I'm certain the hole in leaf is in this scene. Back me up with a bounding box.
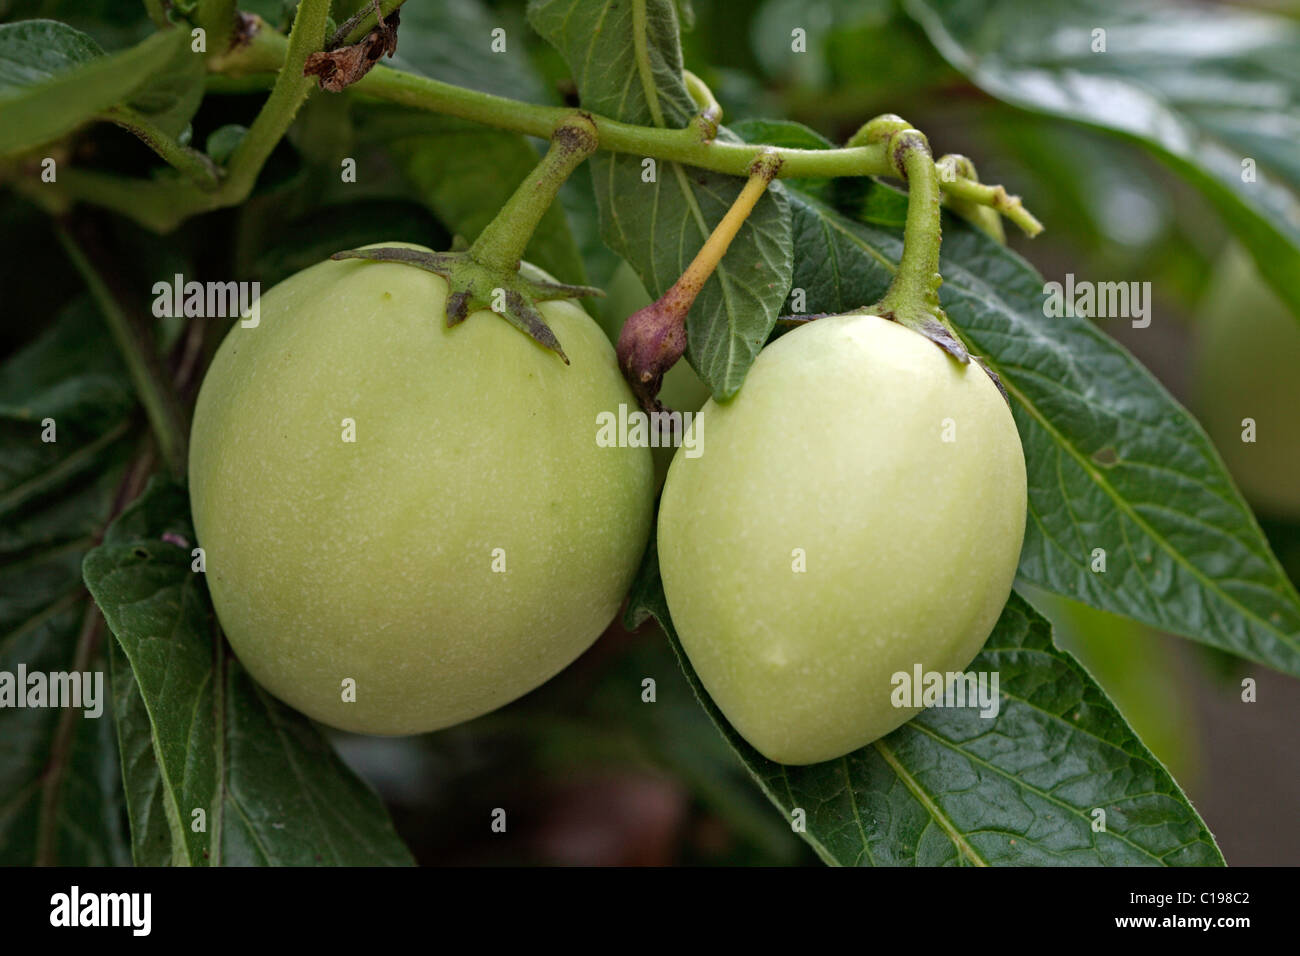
[132,546,149,559]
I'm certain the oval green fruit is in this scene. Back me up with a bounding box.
[657,314,1027,765]
[189,245,653,735]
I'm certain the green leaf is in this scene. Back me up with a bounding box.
[0,19,194,155]
[4,2,156,50]
[121,23,204,139]
[627,535,1223,866]
[82,478,414,866]
[107,638,171,865]
[905,0,1300,322]
[529,0,794,399]
[0,18,104,85]
[0,298,136,865]
[391,0,550,103]
[1033,589,1201,788]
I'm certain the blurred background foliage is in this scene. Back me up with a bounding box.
[2,0,1298,864]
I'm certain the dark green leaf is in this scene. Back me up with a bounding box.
[906,0,1300,322]
[391,0,550,103]
[583,636,808,863]
[248,198,451,288]
[0,20,193,155]
[0,298,136,865]
[107,638,171,865]
[628,538,1223,865]
[83,478,415,866]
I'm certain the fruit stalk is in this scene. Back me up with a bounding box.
[329,117,605,358]
[852,120,970,363]
[470,114,600,272]
[617,149,783,410]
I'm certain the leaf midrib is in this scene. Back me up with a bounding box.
[872,737,988,866]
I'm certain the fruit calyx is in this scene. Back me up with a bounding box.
[329,246,601,363]
[780,116,1012,403]
[333,113,602,361]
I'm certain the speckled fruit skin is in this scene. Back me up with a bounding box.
[657,314,1027,765]
[189,245,653,735]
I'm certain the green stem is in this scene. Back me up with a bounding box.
[99,106,220,190]
[353,63,889,178]
[216,31,916,182]
[57,225,189,475]
[683,69,721,140]
[943,175,1041,236]
[361,59,1041,234]
[55,15,1042,238]
[33,2,331,233]
[52,168,196,233]
[221,0,329,198]
[873,129,944,325]
[936,153,1005,243]
[331,0,409,48]
[469,114,599,270]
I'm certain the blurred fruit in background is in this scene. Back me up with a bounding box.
[1194,243,1300,520]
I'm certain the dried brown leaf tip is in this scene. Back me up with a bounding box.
[304,6,400,93]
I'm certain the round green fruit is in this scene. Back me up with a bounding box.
[189,245,653,735]
[657,314,1027,765]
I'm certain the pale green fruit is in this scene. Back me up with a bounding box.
[1194,245,1300,519]
[657,314,1027,765]
[189,245,653,735]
